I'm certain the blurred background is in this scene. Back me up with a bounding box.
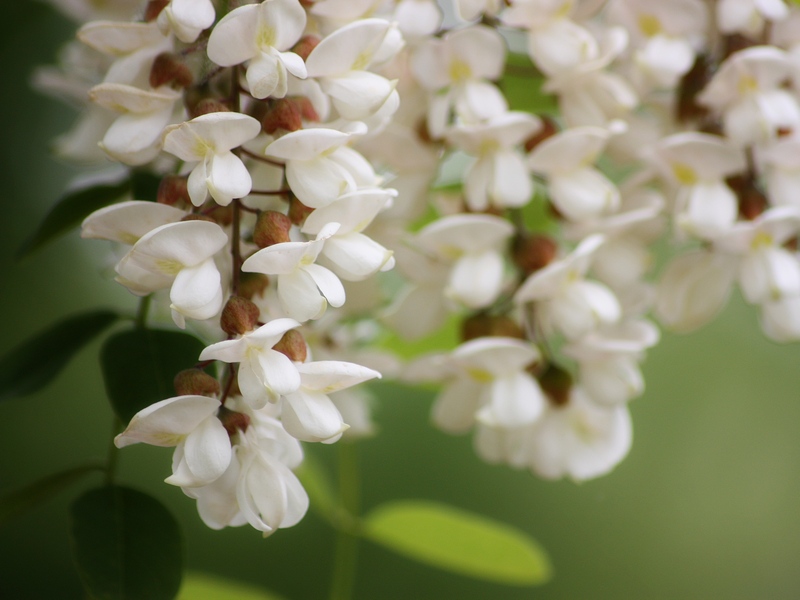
[3,3,800,599]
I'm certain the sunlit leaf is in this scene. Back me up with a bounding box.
[70,485,183,600]
[0,310,119,402]
[101,328,206,423]
[177,572,286,600]
[18,178,131,258]
[364,500,552,586]
[0,463,103,526]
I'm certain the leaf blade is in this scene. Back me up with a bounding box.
[177,572,287,600]
[364,500,552,586]
[70,485,183,600]
[0,310,120,402]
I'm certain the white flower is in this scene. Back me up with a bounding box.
[207,0,307,100]
[717,0,788,38]
[242,222,346,322]
[157,0,215,43]
[163,112,262,206]
[199,318,302,409]
[81,200,185,245]
[115,395,231,488]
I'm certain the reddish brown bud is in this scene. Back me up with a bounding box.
[524,116,558,152]
[726,173,768,221]
[190,98,231,119]
[144,0,169,21]
[676,54,713,123]
[292,96,320,122]
[206,204,235,226]
[261,98,303,134]
[292,35,320,61]
[158,175,191,207]
[288,196,314,225]
[181,213,217,224]
[218,406,251,437]
[220,296,261,336]
[537,363,573,407]
[174,368,220,397]
[785,236,799,251]
[723,34,756,60]
[273,329,307,362]
[254,210,293,248]
[150,52,193,89]
[461,314,525,342]
[512,233,558,274]
[416,118,433,144]
[238,272,271,299]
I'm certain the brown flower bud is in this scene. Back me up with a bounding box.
[158,175,191,207]
[524,116,558,152]
[461,314,524,342]
[293,96,320,122]
[238,272,270,299]
[676,54,713,123]
[288,196,314,225]
[726,173,768,221]
[254,210,293,248]
[292,35,320,61]
[723,34,756,60]
[206,204,234,227]
[261,98,303,134]
[220,296,261,336]
[150,52,193,89]
[512,233,557,274]
[273,329,307,362]
[537,363,573,407]
[190,98,231,119]
[145,0,169,21]
[174,368,220,397]
[218,406,251,437]
[181,213,217,224]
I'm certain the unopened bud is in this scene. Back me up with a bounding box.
[150,52,193,89]
[190,98,231,119]
[145,0,169,21]
[288,196,314,225]
[220,296,261,336]
[461,314,524,342]
[238,272,270,299]
[676,54,712,123]
[293,96,320,122]
[273,329,307,362]
[262,99,303,134]
[723,34,756,59]
[537,363,572,407]
[158,175,190,206]
[181,213,216,224]
[512,233,557,274]
[292,35,320,61]
[206,204,234,227]
[174,368,220,397]
[218,406,251,437]
[726,174,768,221]
[524,116,558,152]
[254,210,292,248]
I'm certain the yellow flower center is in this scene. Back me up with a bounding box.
[672,162,698,185]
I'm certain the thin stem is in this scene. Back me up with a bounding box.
[240,147,285,167]
[232,199,242,294]
[135,294,152,329]
[329,441,361,600]
[105,416,123,485]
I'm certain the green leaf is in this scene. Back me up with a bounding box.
[0,464,103,526]
[177,572,286,600]
[501,53,558,115]
[101,328,206,422]
[295,452,337,518]
[18,178,131,258]
[364,500,552,586]
[0,310,120,402]
[70,485,183,600]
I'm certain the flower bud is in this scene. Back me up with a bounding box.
[261,99,303,134]
[181,213,217,224]
[174,368,220,397]
[293,96,320,122]
[189,98,231,119]
[238,272,270,299]
[537,363,573,407]
[273,329,307,362]
[524,116,557,152]
[676,54,712,123]
[150,52,193,89]
[288,196,314,225]
[158,175,191,206]
[723,34,756,59]
[726,174,767,221]
[254,210,292,248]
[206,204,234,227]
[145,0,169,21]
[220,296,261,336]
[292,35,320,61]
[512,233,557,274]
[218,406,251,437]
[461,314,524,342]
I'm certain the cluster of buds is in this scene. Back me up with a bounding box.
[36,0,800,534]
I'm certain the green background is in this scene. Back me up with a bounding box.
[3,3,800,599]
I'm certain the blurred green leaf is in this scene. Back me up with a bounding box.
[101,328,206,423]
[177,572,286,600]
[70,485,183,600]
[501,53,557,115]
[0,310,119,402]
[17,178,131,258]
[296,452,337,518]
[0,464,103,526]
[364,500,552,586]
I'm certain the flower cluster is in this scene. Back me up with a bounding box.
[38,0,800,534]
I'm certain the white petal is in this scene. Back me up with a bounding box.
[282,390,347,443]
[207,4,260,66]
[114,395,220,448]
[169,258,223,322]
[181,415,231,485]
[322,233,393,281]
[447,251,504,309]
[207,151,253,205]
